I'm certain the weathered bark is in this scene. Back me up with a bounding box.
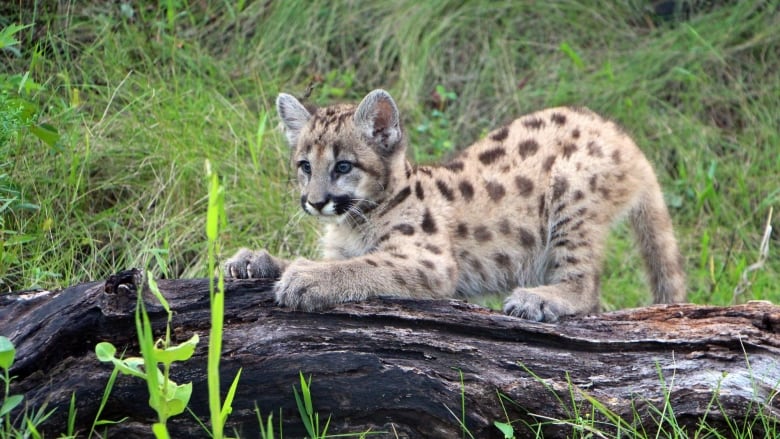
[1,270,779,438]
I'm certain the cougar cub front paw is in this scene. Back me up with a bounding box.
[224,248,282,279]
[274,259,341,312]
[503,289,572,323]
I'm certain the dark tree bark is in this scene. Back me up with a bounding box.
[2,270,779,438]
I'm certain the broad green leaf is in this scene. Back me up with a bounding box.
[165,382,192,417]
[154,333,199,364]
[29,123,60,147]
[0,335,15,369]
[94,342,117,362]
[0,394,23,417]
[111,356,147,379]
[494,421,515,439]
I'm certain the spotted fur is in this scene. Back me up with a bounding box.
[224,89,687,322]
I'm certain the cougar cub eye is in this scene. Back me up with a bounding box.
[334,161,353,174]
[298,160,311,175]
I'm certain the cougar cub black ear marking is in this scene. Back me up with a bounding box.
[276,93,312,147]
[353,89,403,154]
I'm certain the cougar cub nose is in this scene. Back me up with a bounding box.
[308,199,328,211]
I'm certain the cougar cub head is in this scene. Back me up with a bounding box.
[276,89,406,223]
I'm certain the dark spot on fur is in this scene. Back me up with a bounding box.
[456,223,469,238]
[378,233,390,243]
[543,155,557,172]
[391,252,408,259]
[393,274,407,286]
[611,149,622,164]
[424,244,442,255]
[436,179,455,201]
[499,219,511,235]
[378,186,411,217]
[417,166,433,176]
[552,176,569,202]
[485,181,506,201]
[415,181,424,200]
[468,257,484,275]
[518,227,536,248]
[551,113,567,125]
[473,225,493,242]
[573,190,585,201]
[366,259,378,267]
[514,175,534,197]
[586,141,603,158]
[458,180,474,201]
[572,129,580,139]
[589,174,598,192]
[444,160,464,172]
[522,118,545,129]
[562,142,577,159]
[517,139,539,159]
[537,194,546,217]
[490,126,509,141]
[421,259,435,269]
[494,252,512,268]
[393,223,415,235]
[421,208,437,234]
[599,187,612,199]
[478,146,507,165]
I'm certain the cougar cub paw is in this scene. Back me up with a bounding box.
[503,289,572,323]
[274,259,333,312]
[223,248,281,279]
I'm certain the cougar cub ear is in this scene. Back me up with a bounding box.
[353,89,403,154]
[276,93,312,147]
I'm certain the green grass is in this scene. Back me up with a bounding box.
[2,1,776,305]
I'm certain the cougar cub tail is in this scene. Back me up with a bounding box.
[630,183,687,304]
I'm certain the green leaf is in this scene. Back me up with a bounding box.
[164,382,192,417]
[146,274,170,313]
[220,368,242,425]
[300,372,313,416]
[493,421,515,439]
[293,382,315,437]
[559,41,585,69]
[0,394,23,417]
[154,333,199,365]
[110,356,148,379]
[94,342,117,362]
[0,24,31,50]
[29,123,60,147]
[0,335,15,369]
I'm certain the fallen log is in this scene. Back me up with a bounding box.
[1,270,778,438]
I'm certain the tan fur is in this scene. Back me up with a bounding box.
[225,89,686,322]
